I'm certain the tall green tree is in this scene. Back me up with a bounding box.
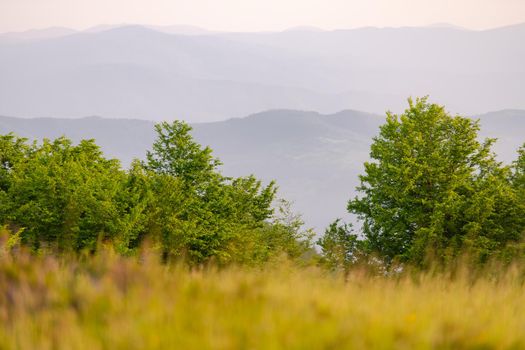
[146,121,221,185]
[144,121,310,264]
[347,97,525,265]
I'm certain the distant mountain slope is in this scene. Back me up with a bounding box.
[0,115,155,162]
[1,109,523,231]
[0,24,524,121]
[0,27,77,43]
[476,109,525,163]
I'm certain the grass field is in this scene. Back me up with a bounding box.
[1,246,525,350]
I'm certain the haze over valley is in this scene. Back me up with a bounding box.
[1,23,524,121]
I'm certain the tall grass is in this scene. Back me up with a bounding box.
[1,243,525,349]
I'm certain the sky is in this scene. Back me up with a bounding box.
[0,0,524,33]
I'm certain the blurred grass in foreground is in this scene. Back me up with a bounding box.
[1,244,525,349]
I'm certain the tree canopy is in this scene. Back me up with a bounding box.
[345,97,525,266]
[2,100,523,269]
[0,122,313,265]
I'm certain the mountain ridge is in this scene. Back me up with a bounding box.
[1,23,523,121]
[3,21,525,37]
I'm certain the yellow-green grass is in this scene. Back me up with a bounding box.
[1,249,524,349]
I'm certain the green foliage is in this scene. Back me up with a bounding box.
[0,122,312,265]
[142,121,312,264]
[0,134,30,221]
[0,134,29,183]
[259,199,315,261]
[113,160,156,255]
[513,144,525,192]
[146,121,221,185]
[2,137,126,251]
[221,199,315,266]
[317,219,360,271]
[346,97,525,266]
[507,144,525,257]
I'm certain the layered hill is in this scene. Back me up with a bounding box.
[1,24,524,121]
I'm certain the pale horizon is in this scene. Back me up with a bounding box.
[2,21,525,35]
[1,0,524,33]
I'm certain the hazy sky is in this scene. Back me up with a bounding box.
[1,0,524,33]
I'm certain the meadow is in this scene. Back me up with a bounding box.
[1,241,524,350]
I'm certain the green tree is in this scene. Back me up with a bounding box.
[317,219,360,271]
[4,137,127,251]
[347,97,524,265]
[144,121,304,264]
[506,144,525,258]
[252,199,314,263]
[0,124,314,266]
[513,144,525,191]
[146,121,221,185]
[113,160,157,255]
[0,134,30,222]
[0,134,29,189]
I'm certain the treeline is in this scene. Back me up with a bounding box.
[319,98,525,269]
[0,122,313,265]
[1,97,524,269]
